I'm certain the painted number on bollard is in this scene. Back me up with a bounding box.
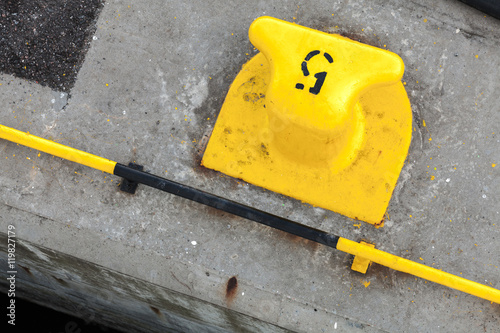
[295,50,334,95]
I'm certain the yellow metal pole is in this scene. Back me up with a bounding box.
[337,237,500,304]
[0,124,116,174]
[1,124,499,304]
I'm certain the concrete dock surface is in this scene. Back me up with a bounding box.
[1,0,499,332]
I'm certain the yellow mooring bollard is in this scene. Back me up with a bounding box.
[202,17,412,225]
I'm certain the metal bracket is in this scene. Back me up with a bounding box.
[351,241,376,274]
[119,162,144,194]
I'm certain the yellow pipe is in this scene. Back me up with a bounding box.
[337,237,500,304]
[0,124,116,174]
[1,123,498,304]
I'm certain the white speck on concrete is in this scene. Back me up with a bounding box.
[191,241,197,245]
[334,322,337,329]
[177,75,209,111]
[51,99,55,103]
[446,178,450,183]
[482,194,487,199]
[456,29,460,33]
[93,36,98,40]
[157,69,170,106]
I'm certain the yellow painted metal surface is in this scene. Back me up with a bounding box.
[351,241,375,274]
[202,17,412,224]
[337,238,500,304]
[0,124,116,174]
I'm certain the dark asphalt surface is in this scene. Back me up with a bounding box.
[0,0,103,92]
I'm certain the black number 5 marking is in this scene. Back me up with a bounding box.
[295,50,333,95]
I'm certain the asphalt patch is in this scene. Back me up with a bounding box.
[0,0,104,92]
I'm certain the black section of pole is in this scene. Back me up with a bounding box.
[114,163,339,248]
[457,0,500,19]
